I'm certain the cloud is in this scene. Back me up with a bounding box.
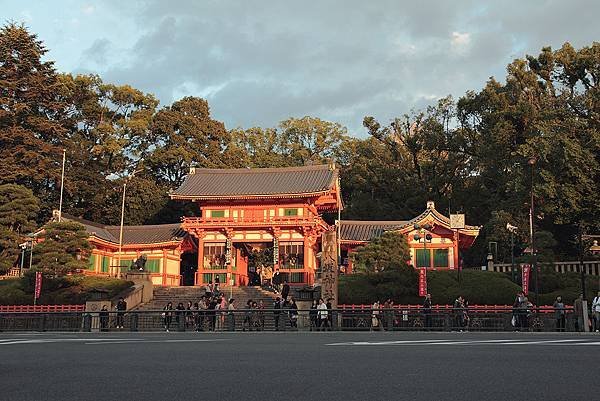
[62,0,600,135]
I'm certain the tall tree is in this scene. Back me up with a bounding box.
[0,23,66,218]
[278,116,349,165]
[0,184,39,273]
[146,96,230,188]
[353,231,410,273]
[32,221,90,276]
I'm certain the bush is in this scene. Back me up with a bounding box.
[0,274,134,305]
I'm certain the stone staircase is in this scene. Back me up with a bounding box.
[136,286,278,311]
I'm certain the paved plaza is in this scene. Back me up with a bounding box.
[1,331,599,401]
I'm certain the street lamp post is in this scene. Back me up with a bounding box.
[116,169,141,278]
[528,157,539,308]
[506,223,518,282]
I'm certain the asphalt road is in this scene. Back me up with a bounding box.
[1,331,599,401]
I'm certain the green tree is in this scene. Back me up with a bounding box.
[0,23,66,217]
[278,116,349,165]
[32,221,90,276]
[353,231,410,273]
[146,96,230,188]
[57,73,158,223]
[0,184,40,273]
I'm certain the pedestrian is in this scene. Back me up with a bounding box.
[115,297,127,329]
[175,302,185,328]
[99,305,109,332]
[257,300,265,330]
[163,302,173,332]
[309,299,318,331]
[272,269,282,293]
[228,298,236,331]
[371,300,381,330]
[186,300,193,328]
[317,298,329,331]
[553,296,566,332]
[273,297,282,331]
[198,296,207,331]
[214,275,220,294]
[592,292,600,332]
[192,302,200,331]
[422,293,432,330]
[208,297,218,331]
[326,298,333,327]
[243,299,253,331]
[281,280,290,301]
[453,296,465,330]
[573,294,583,332]
[205,281,213,298]
[289,298,298,329]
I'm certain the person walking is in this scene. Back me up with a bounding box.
[214,275,220,295]
[115,297,127,329]
[281,281,290,301]
[573,294,583,332]
[289,298,298,329]
[422,294,432,330]
[317,298,329,331]
[243,300,253,331]
[257,300,265,331]
[228,298,236,331]
[163,302,173,332]
[198,296,207,331]
[99,305,109,332]
[309,299,318,331]
[592,292,600,332]
[273,297,282,331]
[371,300,381,330]
[553,296,566,332]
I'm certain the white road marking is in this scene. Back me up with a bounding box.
[85,339,229,345]
[326,338,600,346]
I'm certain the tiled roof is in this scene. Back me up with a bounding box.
[170,164,338,199]
[105,224,185,245]
[61,214,185,245]
[339,220,408,242]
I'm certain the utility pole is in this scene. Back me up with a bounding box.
[528,157,539,308]
[58,149,66,222]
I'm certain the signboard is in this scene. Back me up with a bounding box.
[34,271,43,299]
[273,237,279,265]
[450,214,465,229]
[521,264,530,295]
[418,268,427,297]
[225,238,232,264]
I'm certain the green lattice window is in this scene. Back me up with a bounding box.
[88,254,96,271]
[283,208,298,216]
[210,210,225,218]
[146,259,160,273]
[415,249,431,269]
[434,249,449,268]
[101,256,110,273]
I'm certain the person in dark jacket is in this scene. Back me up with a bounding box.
[163,302,173,332]
[309,300,318,331]
[422,294,432,330]
[115,297,127,329]
[553,296,566,332]
[281,281,290,301]
[273,297,282,331]
[99,305,109,331]
[289,298,299,328]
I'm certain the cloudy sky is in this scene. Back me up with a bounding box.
[2,0,600,135]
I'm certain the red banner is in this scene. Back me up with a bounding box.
[418,268,427,297]
[34,272,43,299]
[521,264,530,295]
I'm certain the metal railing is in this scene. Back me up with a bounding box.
[0,308,582,333]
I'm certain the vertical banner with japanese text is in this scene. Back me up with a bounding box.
[418,268,427,297]
[521,264,530,295]
[34,271,43,300]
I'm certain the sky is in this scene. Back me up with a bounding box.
[2,0,600,136]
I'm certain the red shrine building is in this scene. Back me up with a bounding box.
[66,165,479,287]
[339,201,480,274]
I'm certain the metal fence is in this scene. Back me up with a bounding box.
[0,307,580,333]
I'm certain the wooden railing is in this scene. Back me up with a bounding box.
[0,304,86,313]
[182,215,321,227]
